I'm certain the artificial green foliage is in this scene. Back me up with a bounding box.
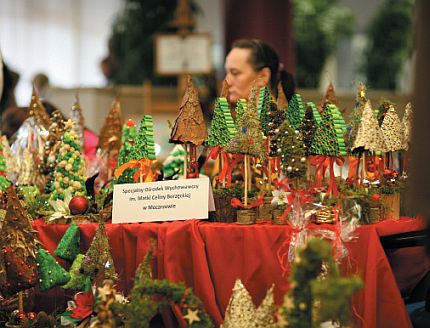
[285,94,305,131]
[226,89,265,159]
[310,104,347,156]
[54,224,80,262]
[281,238,362,328]
[131,115,156,161]
[207,97,237,147]
[345,83,367,156]
[0,136,10,192]
[80,222,117,281]
[258,87,273,134]
[362,0,414,90]
[36,248,71,291]
[276,120,307,179]
[116,243,212,328]
[62,254,92,291]
[375,98,394,127]
[234,99,247,124]
[50,121,86,201]
[18,185,53,219]
[293,0,354,87]
[300,105,318,155]
[266,101,286,157]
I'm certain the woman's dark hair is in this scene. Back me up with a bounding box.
[231,39,295,101]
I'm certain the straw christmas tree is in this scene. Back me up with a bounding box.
[49,120,86,201]
[62,254,91,291]
[258,86,273,133]
[0,136,11,192]
[0,186,39,297]
[276,82,288,112]
[36,248,71,291]
[299,105,317,155]
[42,110,65,193]
[285,94,305,131]
[70,94,85,148]
[318,82,339,111]
[352,101,386,154]
[80,222,117,283]
[54,223,80,262]
[170,75,208,178]
[207,97,237,148]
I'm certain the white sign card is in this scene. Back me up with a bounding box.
[112,177,213,223]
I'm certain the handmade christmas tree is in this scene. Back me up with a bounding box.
[352,101,386,154]
[276,120,307,179]
[381,105,403,152]
[234,99,247,124]
[117,119,137,167]
[42,110,65,193]
[162,145,185,179]
[276,82,288,112]
[266,101,286,157]
[0,136,11,192]
[98,99,123,153]
[54,223,80,262]
[401,102,413,150]
[36,248,71,291]
[131,115,156,161]
[258,86,273,134]
[346,83,367,155]
[62,254,91,291]
[318,82,339,111]
[70,94,85,148]
[207,97,237,147]
[50,120,86,201]
[80,222,117,282]
[0,186,39,296]
[28,87,50,130]
[285,94,305,131]
[310,104,347,156]
[2,135,17,180]
[170,75,208,178]
[307,102,322,126]
[375,98,394,127]
[299,105,317,155]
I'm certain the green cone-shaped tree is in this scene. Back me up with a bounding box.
[62,254,92,291]
[36,248,71,291]
[54,223,80,262]
[207,97,237,148]
[131,115,156,161]
[285,94,305,131]
[258,86,273,134]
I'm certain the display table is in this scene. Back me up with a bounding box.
[33,218,425,328]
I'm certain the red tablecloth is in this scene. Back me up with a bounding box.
[33,218,424,328]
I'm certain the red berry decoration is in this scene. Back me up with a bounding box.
[69,196,89,215]
[27,312,37,320]
[370,194,381,201]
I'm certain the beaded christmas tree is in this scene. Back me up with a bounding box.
[80,222,117,283]
[207,97,237,148]
[300,105,318,156]
[0,186,39,297]
[285,94,305,131]
[310,104,347,157]
[70,94,85,148]
[266,101,286,157]
[28,87,51,130]
[258,86,273,134]
[0,135,11,192]
[54,223,80,262]
[36,248,71,291]
[50,120,86,201]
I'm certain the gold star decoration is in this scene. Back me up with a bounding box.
[64,119,76,131]
[183,308,201,325]
[97,282,115,301]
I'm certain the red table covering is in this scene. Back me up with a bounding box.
[33,218,424,328]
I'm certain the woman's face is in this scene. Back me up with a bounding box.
[225,48,261,104]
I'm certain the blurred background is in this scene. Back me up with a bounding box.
[0,0,415,158]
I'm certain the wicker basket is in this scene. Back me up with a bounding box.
[237,209,256,225]
[209,195,237,223]
[314,206,336,224]
[257,197,273,221]
[272,208,286,225]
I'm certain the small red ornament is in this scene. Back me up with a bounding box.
[370,194,381,201]
[18,311,26,319]
[367,163,376,173]
[27,312,37,320]
[126,118,135,127]
[69,196,89,215]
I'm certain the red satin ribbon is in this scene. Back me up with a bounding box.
[273,178,290,191]
[347,156,360,185]
[230,191,264,209]
[327,156,345,198]
[309,155,330,187]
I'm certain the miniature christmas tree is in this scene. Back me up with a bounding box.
[401,102,413,150]
[346,83,367,155]
[285,94,305,131]
[62,254,91,291]
[381,105,403,152]
[2,135,17,180]
[162,145,185,179]
[234,99,247,124]
[276,120,307,179]
[50,120,86,201]
[352,101,386,154]
[70,94,85,148]
[0,136,11,192]
[266,101,286,157]
[307,102,322,126]
[0,186,39,296]
[258,86,273,134]
[42,110,65,193]
[318,82,339,111]
[299,104,317,155]
[170,75,208,178]
[98,99,123,153]
[36,248,71,291]
[54,223,80,262]
[207,97,237,148]
[80,222,117,283]
[131,115,156,161]
[115,119,138,184]
[28,87,50,130]
[276,82,288,112]
[310,104,347,157]
[375,98,394,127]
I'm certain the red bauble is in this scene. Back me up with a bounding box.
[370,194,381,201]
[69,196,89,215]
[367,163,376,173]
[27,312,37,320]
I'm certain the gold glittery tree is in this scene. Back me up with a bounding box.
[28,87,50,130]
[401,102,413,150]
[346,83,367,156]
[381,105,403,152]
